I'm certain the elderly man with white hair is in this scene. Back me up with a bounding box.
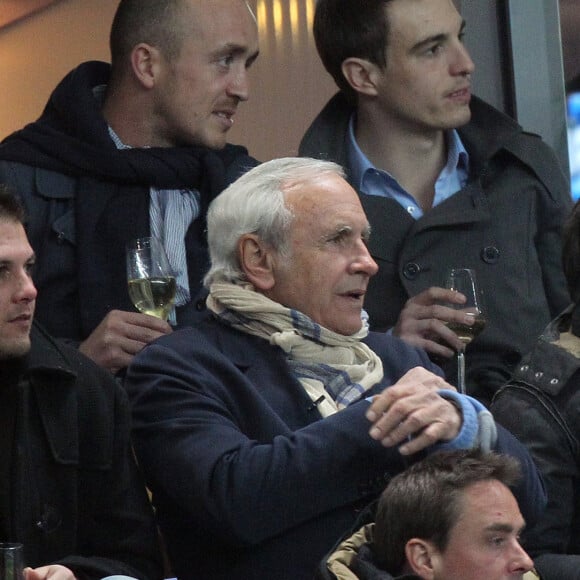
[125,157,545,580]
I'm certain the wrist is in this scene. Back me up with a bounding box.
[433,389,479,451]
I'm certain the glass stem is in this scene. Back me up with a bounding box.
[457,350,466,395]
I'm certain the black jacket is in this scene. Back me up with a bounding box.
[9,323,162,579]
[492,304,580,579]
[0,61,257,343]
[300,92,572,403]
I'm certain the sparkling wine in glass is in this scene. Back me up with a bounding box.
[126,237,176,321]
[445,268,486,394]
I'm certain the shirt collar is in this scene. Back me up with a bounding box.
[446,127,469,176]
[347,114,376,192]
[346,113,469,193]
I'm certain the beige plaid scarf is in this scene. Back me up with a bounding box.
[207,282,384,417]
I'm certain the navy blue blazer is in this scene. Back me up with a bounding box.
[126,315,545,580]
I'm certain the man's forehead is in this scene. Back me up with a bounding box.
[288,197,366,229]
[0,218,25,237]
[287,192,371,242]
[188,0,256,27]
[386,0,462,39]
[458,480,524,527]
[0,220,33,258]
[284,172,356,201]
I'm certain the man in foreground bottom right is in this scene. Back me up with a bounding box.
[320,450,536,580]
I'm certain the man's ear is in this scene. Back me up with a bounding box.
[341,57,380,97]
[130,43,161,89]
[405,539,437,580]
[238,234,276,291]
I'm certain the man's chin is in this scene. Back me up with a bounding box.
[172,129,228,150]
[207,135,229,150]
[0,338,31,360]
[449,106,472,129]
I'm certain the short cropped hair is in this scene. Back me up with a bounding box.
[109,0,187,70]
[373,450,521,575]
[204,157,346,287]
[0,185,25,224]
[314,0,394,103]
[562,200,580,303]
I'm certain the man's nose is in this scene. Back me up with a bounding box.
[509,541,534,574]
[14,271,38,302]
[228,68,250,102]
[352,242,378,277]
[451,42,475,77]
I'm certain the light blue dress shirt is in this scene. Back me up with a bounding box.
[346,115,470,219]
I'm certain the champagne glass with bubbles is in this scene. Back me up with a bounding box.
[444,268,486,394]
[126,237,176,322]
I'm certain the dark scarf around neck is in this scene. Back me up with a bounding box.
[0,60,249,195]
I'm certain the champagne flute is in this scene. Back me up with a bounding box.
[444,268,486,394]
[126,237,176,322]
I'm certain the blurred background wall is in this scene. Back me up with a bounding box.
[0,0,118,138]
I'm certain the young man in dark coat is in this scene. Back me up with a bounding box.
[0,0,259,375]
[0,188,162,579]
[299,0,572,404]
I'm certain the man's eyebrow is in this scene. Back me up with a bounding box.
[321,224,372,242]
[485,521,525,535]
[213,43,260,61]
[326,224,352,238]
[246,49,260,66]
[411,19,466,53]
[0,251,36,265]
[318,224,347,242]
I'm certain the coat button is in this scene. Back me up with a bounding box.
[481,246,500,264]
[403,262,421,280]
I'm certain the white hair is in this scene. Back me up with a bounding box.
[204,157,346,286]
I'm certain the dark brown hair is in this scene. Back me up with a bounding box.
[373,450,521,574]
[313,0,393,103]
[109,0,187,72]
[0,185,25,224]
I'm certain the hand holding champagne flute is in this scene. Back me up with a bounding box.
[126,237,176,322]
[444,268,486,394]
